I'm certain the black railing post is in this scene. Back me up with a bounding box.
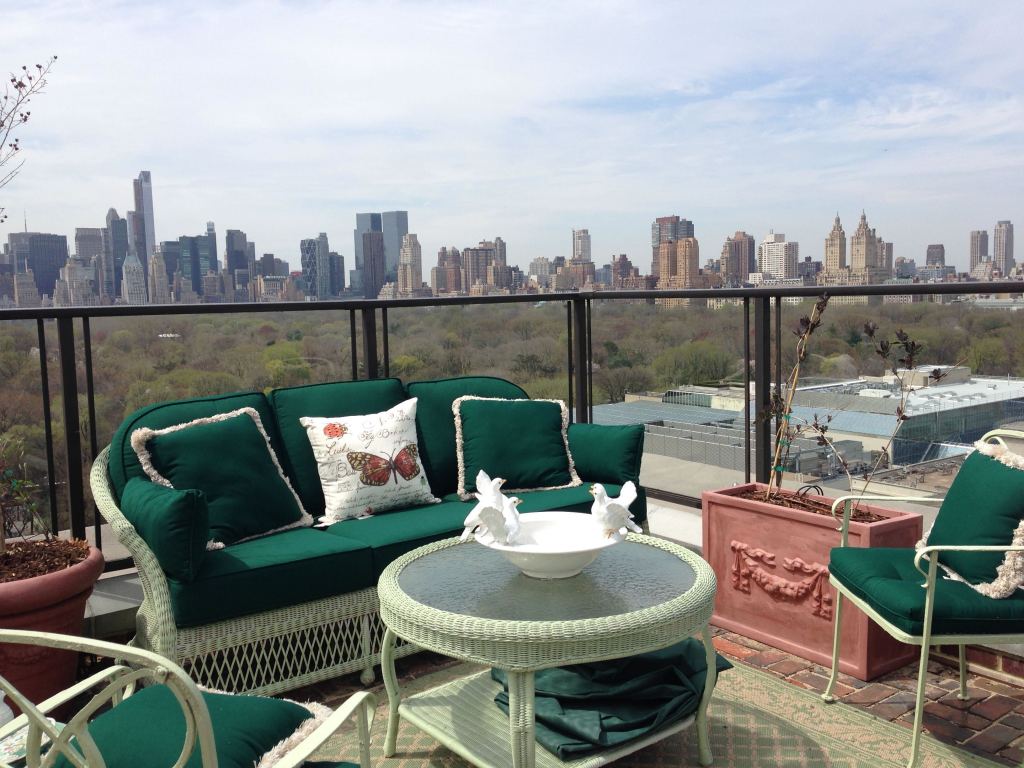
[752,296,772,483]
[56,316,86,540]
[349,310,358,380]
[361,308,378,379]
[571,296,590,424]
[381,307,390,378]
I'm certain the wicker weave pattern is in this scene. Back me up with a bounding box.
[90,447,417,695]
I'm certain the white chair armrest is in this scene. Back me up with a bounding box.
[273,691,377,768]
[914,545,1024,580]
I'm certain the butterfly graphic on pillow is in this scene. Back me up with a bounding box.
[347,444,421,486]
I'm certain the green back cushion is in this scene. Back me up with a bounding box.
[455,398,580,498]
[928,449,1024,584]
[109,391,278,501]
[405,376,528,497]
[134,410,307,546]
[270,378,407,515]
[568,423,644,485]
[120,478,208,582]
[52,684,313,768]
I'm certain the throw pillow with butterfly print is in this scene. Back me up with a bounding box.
[301,398,440,522]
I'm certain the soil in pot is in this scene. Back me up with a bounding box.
[1,540,89,582]
[730,487,885,523]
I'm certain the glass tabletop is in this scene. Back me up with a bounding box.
[397,540,697,622]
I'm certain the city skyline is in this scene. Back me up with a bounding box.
[3,1,1023,269]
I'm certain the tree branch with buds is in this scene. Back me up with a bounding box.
[0,56,57,224]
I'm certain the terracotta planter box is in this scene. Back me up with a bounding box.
[701,483,922,681]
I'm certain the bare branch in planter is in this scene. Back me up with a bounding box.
[0,56,57,224]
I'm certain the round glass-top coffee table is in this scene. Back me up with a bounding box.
[378,533,718,768]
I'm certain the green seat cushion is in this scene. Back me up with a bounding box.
[405,376,528,498]
[109,391,278,501]
[169,527,374,627]
[454,397,580,499]
[568,423,644,486]
[926,448,1024,585]
[829,547,1024,636]
[52,684,314,768]
[120,478,208,582]
[270,378,408,516]
[134,409,308,546]
[323,501,472,577]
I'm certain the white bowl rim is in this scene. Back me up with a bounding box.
[478,511,618,555]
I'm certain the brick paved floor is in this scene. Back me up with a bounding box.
[711,627,1024,766]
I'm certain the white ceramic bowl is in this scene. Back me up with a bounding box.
[478,511,619,579]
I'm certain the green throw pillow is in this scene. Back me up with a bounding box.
[130,408,311,547]
[567,423,644,484]
[925,442,1024,598]
[120,478,208,583]
[454,397,581,500]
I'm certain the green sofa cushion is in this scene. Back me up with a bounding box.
[926,447,1024,586]
[568,423,644,486]
[52,684,314,768]
[270,378,407,516]
[134,409,308,546]
[454,398,580,499]
[405,376,528,498]
[323,501,472,578]
[829,546,1024,636]
[109,391,278,501]
[120,478,208,583]
[168,527,374,628]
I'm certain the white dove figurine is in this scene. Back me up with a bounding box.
[461,470,522,545]
[589,481,642,541]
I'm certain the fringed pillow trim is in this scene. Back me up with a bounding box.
[254,700,334,768]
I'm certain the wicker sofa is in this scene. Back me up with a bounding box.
[92,375,646,696]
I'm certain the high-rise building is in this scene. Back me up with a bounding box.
[757,232,799,280]
[824,214,847,273]
[120,251,148,305]
[179,234,215,295]
[850,211,879,272]
[925,244,945,266]
[461,239,507,289]
[132,171,155,275]
[656,237,700,289]
[158,240,181,283]
[572,229,592,262]
[352,212,382,292]
[431,247,462,295]
[206,222,218,271]
[299,233,331,299]
[970,230,989,271]
[105,209,129,296]
[75,228,104,262]
[13,270,41,307]
[12,233,69,298]
[328,252,345,295]
[994,220,1014,275]
[53,257,97,307]
[397,234,423,296]
[650,215,694,277]
[225,230,249,278]
[361,231,386,299]
[381,211,409,281]
[720,232,753,285]
[148,249,171,304]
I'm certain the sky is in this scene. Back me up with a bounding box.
[3,0,1023,272]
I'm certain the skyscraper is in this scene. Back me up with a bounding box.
[431,247,462,295]
[352,212,382,292]
[133,171,156,275]
[381,211,409,281]
[994,220,1014,275]
[757,232,798,279]
[105,208,129,295]
[75,228,104,262]
[206,222,218,271]
[397,234,423,297]
[120,251,148,305]
[656,237,700,289]
[824,214,846,273]
[328,252,345,295]
[572,229,592,262]
[850,211,879,272]
[148,249,171,304]
[970,230,989,271]
[651,215,694,277]
[18,233,69,298]
[362,231,386,299]
[225,229,252,291]
[925,244,945,266]
[720,232,753,285]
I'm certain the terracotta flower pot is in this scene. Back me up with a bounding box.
[702,483,922,681]
[0,545,105,710]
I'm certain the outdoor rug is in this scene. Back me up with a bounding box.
[317,659,1001,767]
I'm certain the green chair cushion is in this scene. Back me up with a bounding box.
[168,528,374,628]
[323,501,472,578]
[454,398,580,499]
[492,638,731,759]
[52,684,314,768]
[405,376,528,498]
[927,448,1024,585]
[134,409,308,546]
[109,391,278,501]
[120,478,208,583]
[829,547,1024,636]
[270,378,408,516]
[568,423,644,486]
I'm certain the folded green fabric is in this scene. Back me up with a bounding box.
[492,638,731,759]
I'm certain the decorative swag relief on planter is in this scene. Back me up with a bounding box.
[702,483,923,681]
